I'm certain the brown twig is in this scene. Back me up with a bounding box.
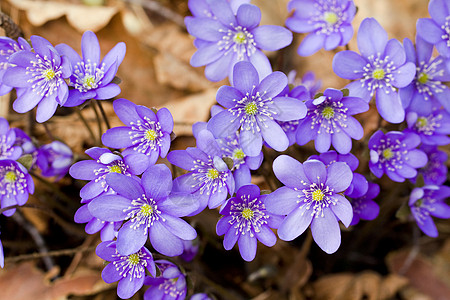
[95,100,111,131]
[0,11,23,39]
[5,245,97,264]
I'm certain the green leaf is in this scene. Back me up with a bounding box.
[17,154,33,170]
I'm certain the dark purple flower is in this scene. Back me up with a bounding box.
[296,88,368,154]
[414,145,448,186]
[347,181,380,226]
[265,155,353,254]
[400,36,450,114]
[333,18,416,123]
[143,260,187,300]
[207,61,307,156]
[405,108,450,146]
[0,36,31,95]
[416,0,450,58]
[286,0,356,56]
[180,238,199,262]
[216,184,282,261]
[287,70,322,98]
[0,117,22,160]
[96,240,156,299]
[88,164,198,256]
[168,129,235,214]
[3,36,72,122]
[369,130,428,182]
[102,99,173,166]
[409,185,450,237]
[56,31,126,107]
[0,159,34,217]
[36,141,73,179]
[186,0,292,81]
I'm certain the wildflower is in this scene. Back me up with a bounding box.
[400,36,450,114]
[102,99,173,165]
[36,141,73,179]
[287,70,322,98]
[96,240,156,299]
[56,31,126,107]
[405,108,450,145]
[415,145,448,186]
[0,160,34,217]
[186,0,292,81]
[409,185,450,237]
[286,0,356,56]
[0,237,3,268]
[0,36,31,95]
[207,61,306,156]
[0,117,22,160]
[3,36,72,122]
[88,164,198,256]
[368,130,428,182]
[191,293,213,300]
[333,18,416,123]
[266,155,353,254]
[348,181,380,226]
[180,238,199,262]
[217,184,282,261]
[296,88,368,154]
[143,260,187,300]
[12,128,36,156]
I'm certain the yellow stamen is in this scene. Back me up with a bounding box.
[5,171,17,183]
[372,69,385,80]
[207,168,219,179]
[382,148,394,160]
[145,129,157,141]
[241,208,254,220]
[321,106,335,119]
[324,12,338,25]
[312,189,325,202]
[233,32,247,44]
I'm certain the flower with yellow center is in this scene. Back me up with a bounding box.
[321,106,335,120]
[206,168,219,180]
[416,117,428,128]
[372,68,385,80]
[42,68,56,81]
[324,12,338,25]
[233,32,247,44]
[417,72,428,84]
[140,203,154,216]
[5,171,17,183]
[233,149,245,160]
[244,102,258,115]
[241,207,254,220]
[145,129,157,141]
[109,165,122,173]
[127,253,140,265]
[83,75,96,89]
[312,189,325,202]
[382,148,394,160]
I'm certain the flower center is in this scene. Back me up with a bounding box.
[312,189,325,202]
[127,253,140,265]
[245,102,258,115]
[232,149,245,160]
[382,148,394,160]
[109,165,122,173]
[321,106,335,119]
[417,72,428,84]
[42,68,56,81]
[372,68,385,80]
[206,168,219,179]
[414,199,424,207]
[5,171,16,183]
[83,74,96,89]
[416,117,428,128]
[324,12,338,25]
[241,207,254,220]
[140,204,154,216]
[233,32,247,44]
[145,129,157,141]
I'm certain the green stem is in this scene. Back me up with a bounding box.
[96,100,111,130]
[75,108,96,144]
[91,101,103,144]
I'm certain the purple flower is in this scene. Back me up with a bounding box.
[143,260,187,300]
[88,164,198,256]
[0,160,34,217]
[333,18,416,123]
[36,141,73,179]
[216,184,282,261]
[0,117,22,160]
[12,128,36,156]
[405,108,450,146]
[180,238,199,262]
[168,129,235,214]
[191,293,212,300]
[400,37,450,114]
[409,185,450,237]
[186,0,292,81]
[416,0,450,58]
[3,36,72,123]
[0,237,3,268]
[415,145,448,186]
[56,31,126,107]
[286,0,356,56]
[207,61,307,156]
[347,181,380,226]
[368,130,428,182]
[265,155,353,254]
[102,99,173,166]
[96,240,156,299]
[0,37,31,95]
[287,70,322,98]
[188,0,250,18]
[296,88,368,154]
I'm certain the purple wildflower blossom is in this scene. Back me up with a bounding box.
[400,36,450,114]
[286,0,356,56]
[0,36,31,95]
[102,99,173,166]
[347,181,380,226]
[368,130,428,182]
[191,293,212,300]
[180,238,199,262]
[287,70,322,98]
[96,240,156,299]
[266,155,353,254]
[56,31,126,107]
[0,237,3,268]
[0,117,22,160]
[333,18,416,123]
[168,129,235,214]
[416,0,450,58]
[12,128,36,156]
[186,0,292,82]
[217,184,282,261]
[36,141,73,179]
[188,0,250,18]
[143,260,187,300]
[296,88,368,154]
[88,164,198,256]
[409,185,450,237]
[207,61,307,156]
[405,108,450,145]
[415,145,448,186]
[3,36,72,123]
[0,160,34,217]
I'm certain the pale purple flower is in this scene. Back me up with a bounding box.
[0,117,22,160]
[333,18,416,123]
[0,237,3,268]
[216,184,282,261]
[368,130,428,182]
[191,293,212,300]
[56,31,126,107]
[409,185,450,237]
[415,145,448,186]
[286,0,356,56]
[266,155,353,254]
[102,99,173,166]
[296,88,368,154]
[143,260,187,300]
[0,36,31,95]
[36,141,73,178]
[405,108,450,145]
[12,128,36,156]
[347,181,380,226]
